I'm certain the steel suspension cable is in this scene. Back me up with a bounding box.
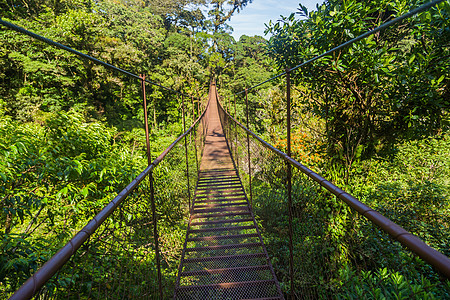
[217,99,450,279]
[234,0,445,95]
[10,103,210,300]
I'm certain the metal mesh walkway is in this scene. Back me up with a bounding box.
[173,84,284,299]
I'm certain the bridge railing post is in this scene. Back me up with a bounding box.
[149,170,163,298]
[245,88,253,207]
[141,74,151,166]
[234,94,239,172]
[192,95,199,174]
[140,74,163,298]
[285,68,295,299]
[181,94,192,211]
[191,95,195,121]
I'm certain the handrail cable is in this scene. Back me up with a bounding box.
[0,18,197,98]
[234,0,445,95]
[217,99,450,279]
[10,99,211,300]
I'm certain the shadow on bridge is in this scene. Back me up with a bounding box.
[5,0,450,296]
[173,82,284,299]
[11,82,449,300]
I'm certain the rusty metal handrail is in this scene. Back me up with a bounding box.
[10,105,209,300]
[217,102,450,279]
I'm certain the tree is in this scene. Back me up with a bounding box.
[207,0,253,34]
[266,0,450,181]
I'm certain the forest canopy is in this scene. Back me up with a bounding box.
[1,0,449,298]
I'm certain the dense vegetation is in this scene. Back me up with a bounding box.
[0,0,262,296]
[217,0,450,298]
[1,0,449,298]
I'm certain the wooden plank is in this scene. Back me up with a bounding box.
[193,206,249,214]
[192,212,251,219]
[195,192,245,199]
[197,182,242,188]
[194,196,247,204]
[196,186,243,192]
[198,177,240,183]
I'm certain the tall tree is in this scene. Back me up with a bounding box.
[207,0,253,34]
[266,0,450,179]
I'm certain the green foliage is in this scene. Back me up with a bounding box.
[247,130,450,297]
[0,0,209,127]
[2,0,449,297]
[336,266,448,299]
[265,0,450,174]
[205,0,253,33]
[0,111,146,293]
[0,0,267,296]
[349,134,450,257]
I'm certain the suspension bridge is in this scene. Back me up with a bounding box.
[8,79,450,299]
[173,83,283,299]
[2,0,450,298]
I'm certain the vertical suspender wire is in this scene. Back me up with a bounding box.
[234,94,239,172]
[182,94,192,211]
[197,97,200,117]
[193,96,199,174]
[141,74,152,167]
[150,172,162,298]
[285,69,294,299]
[194,129,199,174]
[190,95,194,145]
[141,75,163,298]
[245,89,253,207]
[192,95,195,120]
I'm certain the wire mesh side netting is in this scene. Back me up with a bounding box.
[217,103,450,299]
[29,181,161,299]
[288,168,450,299]
[6,116,207,299]
[151,127,201,297]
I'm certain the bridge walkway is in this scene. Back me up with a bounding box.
[173,84,284,299]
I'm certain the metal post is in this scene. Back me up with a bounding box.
[150,171,163,298]
[202,97,206,138]
[192,95,195,120]
[286,68,294,299]
[141,74,162,298]
[192,93,199,174]
[245,89,252,207]
[234,94,239,171]
[190,95,194,145]
[197,97,200,116]
[194,128,199,174]
[182,94,191,210]
[141,74,151,166]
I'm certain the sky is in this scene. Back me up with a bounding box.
[227,0,323,40]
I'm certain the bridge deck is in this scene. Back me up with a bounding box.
[173,84,284,299]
